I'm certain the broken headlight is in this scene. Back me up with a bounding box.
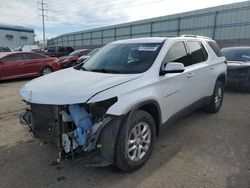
[60,97,118,157]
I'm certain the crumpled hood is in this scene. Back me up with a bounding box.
[20,68,142,105]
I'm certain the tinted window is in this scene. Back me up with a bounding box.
[58,47,65,52]
[0,47,11,52]
[222,48,250,62]
[66,47,74,52]
[163,41,189,66]
[186,41,207,65]
[207,41,223,57]
[3,54,25,62]
[25,53,44,60]
[47,47,55,52]
[82,43,162,74]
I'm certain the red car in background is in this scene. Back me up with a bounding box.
[0,52,60,81]
[76,48,101,64]
[58,49,91,68]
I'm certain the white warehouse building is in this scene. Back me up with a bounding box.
[0,24,35,49]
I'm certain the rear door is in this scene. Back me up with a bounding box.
[160,41,195,122]
[0,53,26,79]
[184,41,214,102]
[22,53,45,76]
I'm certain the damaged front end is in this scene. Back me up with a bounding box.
[227,66,250,90]
[20,97,123,166]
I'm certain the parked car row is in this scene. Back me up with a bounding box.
[0,48,100,81]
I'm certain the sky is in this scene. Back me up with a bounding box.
[0,0,246,41]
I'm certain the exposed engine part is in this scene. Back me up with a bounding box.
[62,133,78,153]
[68,104,92,147]
[60,110,72,122]
[19,98,118,162]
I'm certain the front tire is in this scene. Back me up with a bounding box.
[204,81,224,113]
[115,110,156,172]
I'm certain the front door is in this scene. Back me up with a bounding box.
[159,41,195,123]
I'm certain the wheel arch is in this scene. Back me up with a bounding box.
[216,73,227,87]
[127,99,162,137]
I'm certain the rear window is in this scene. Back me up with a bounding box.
[3,54,25,62]
[207,41,223,57]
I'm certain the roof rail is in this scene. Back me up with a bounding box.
[180,35,212,40]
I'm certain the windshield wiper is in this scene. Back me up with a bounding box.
[81,66,90,71]
[89,68,121,73]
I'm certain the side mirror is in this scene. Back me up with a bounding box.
[160,62,185,75]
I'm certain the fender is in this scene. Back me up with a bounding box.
[216,73,227,87]
[97,99,162,164]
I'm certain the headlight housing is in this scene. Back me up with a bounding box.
[87,97,118,121]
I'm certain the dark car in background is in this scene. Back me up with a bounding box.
[0,52,60,81]
[0,46,11,52]
[222,47,250,91]
[59,49,91,68]
[45,46,74,57]
[76,48,100,64]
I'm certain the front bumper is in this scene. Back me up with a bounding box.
[227,66,250,89]
[19,104,124,166]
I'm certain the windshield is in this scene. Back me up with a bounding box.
[82,43,162,74]
[222,48,250,62]
[87,48,100,57]
[69,50,80,56]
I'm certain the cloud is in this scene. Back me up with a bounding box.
[0,0,244,40]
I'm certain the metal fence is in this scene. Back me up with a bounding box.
[47,1,250,48]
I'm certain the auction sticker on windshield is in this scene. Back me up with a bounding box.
[138,46,158,51]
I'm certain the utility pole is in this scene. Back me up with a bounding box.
[38,0,47,46]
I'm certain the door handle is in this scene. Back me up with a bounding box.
[187,72,194,78]
[209,65,215,70]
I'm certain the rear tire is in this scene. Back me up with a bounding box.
[204,81,224,113]
[115,110,156,172]
[41,67,53,76]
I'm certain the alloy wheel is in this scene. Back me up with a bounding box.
[127,122,151,162]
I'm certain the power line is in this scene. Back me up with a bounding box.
[38,0,48,45]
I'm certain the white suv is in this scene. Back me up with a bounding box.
[20,36,227,171]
